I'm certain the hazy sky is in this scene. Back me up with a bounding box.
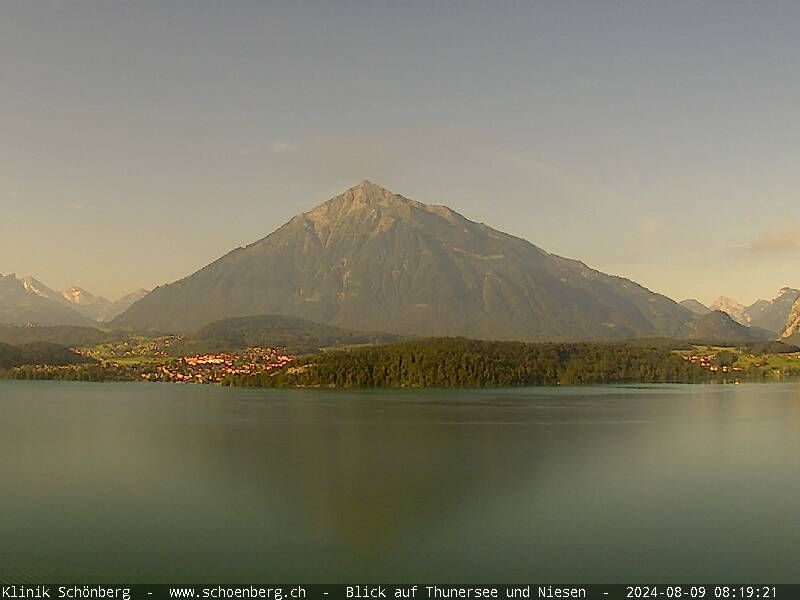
[1,1,799,305]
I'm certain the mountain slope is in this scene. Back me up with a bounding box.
[19,276,68,305]
[781,297,800,339]
[114,181,695,341]
[709,297,749,325]
[705,288,798,333]
[689,311,774,344]
[680,299,710,315]
[97,288,150,322]
[0,274,95,327]
[748,287,800,333]
[62,286,112,321]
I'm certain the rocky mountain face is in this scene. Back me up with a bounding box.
[708,288,799,334]
[55,284,150,323]
[114,181,696,340]
[782,297,800,339]
[709,297,750,325]
[749,287,800,333]
[62,286,112,321]
[19,276,65,305]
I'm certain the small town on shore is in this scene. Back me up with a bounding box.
[144,347,293,384]
[3,335,295,384]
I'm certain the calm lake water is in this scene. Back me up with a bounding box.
[1,380,799,583]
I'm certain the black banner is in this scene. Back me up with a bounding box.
[0,585,791,600]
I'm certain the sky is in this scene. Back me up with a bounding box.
[1,1,799,305]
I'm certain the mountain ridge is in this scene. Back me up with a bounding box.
[689,310,774,344]
[680,299,711,315]
[703,287,799,334]
[0,274,150,326]
[0,274,94,327]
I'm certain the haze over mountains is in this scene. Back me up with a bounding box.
[0,273,148,326]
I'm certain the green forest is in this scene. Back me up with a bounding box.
[0,341,93,370]
[0,325,129,347]
[223,337,794,388]
[169,314,402,356]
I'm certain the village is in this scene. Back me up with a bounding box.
[141,347,293,384]
[678,347,800,379]
[681,352,743,374]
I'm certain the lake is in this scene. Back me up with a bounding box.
[1,380,799,583]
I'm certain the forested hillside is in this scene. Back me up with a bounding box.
[0,342,94,370]
[0,325,128,347]
[171,314,402,355]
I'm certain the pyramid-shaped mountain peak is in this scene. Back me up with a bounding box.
[343,180,411,205]
[113,182,696,340]
[353,179,385,191]
[304,181,423,226]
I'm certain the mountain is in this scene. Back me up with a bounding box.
[706,288,799,334]
[97,288,150,322]
[0,274,94,327]
[0,273,150,326]
[679,299,710,315]
[62,286,150,322]
[749,287,800,333]
[62,286,112,321]
[114,181,696,341]
[19,275,66,305]
[689,311,775,344]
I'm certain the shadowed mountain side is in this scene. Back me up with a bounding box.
[97,289,151,322]
[0,341,95,369]
[688,311,775,344]
[114,181,695,341]
[62,286,112,321]
[748,287,800,333]
[680,299,710,315]
[704,287,798,333]
[0,325,132,348]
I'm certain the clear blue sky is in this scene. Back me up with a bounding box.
[1,1,798,304]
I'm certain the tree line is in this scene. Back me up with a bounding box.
[222,337,750,388]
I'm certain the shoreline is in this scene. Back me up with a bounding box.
[3,375,799,390]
